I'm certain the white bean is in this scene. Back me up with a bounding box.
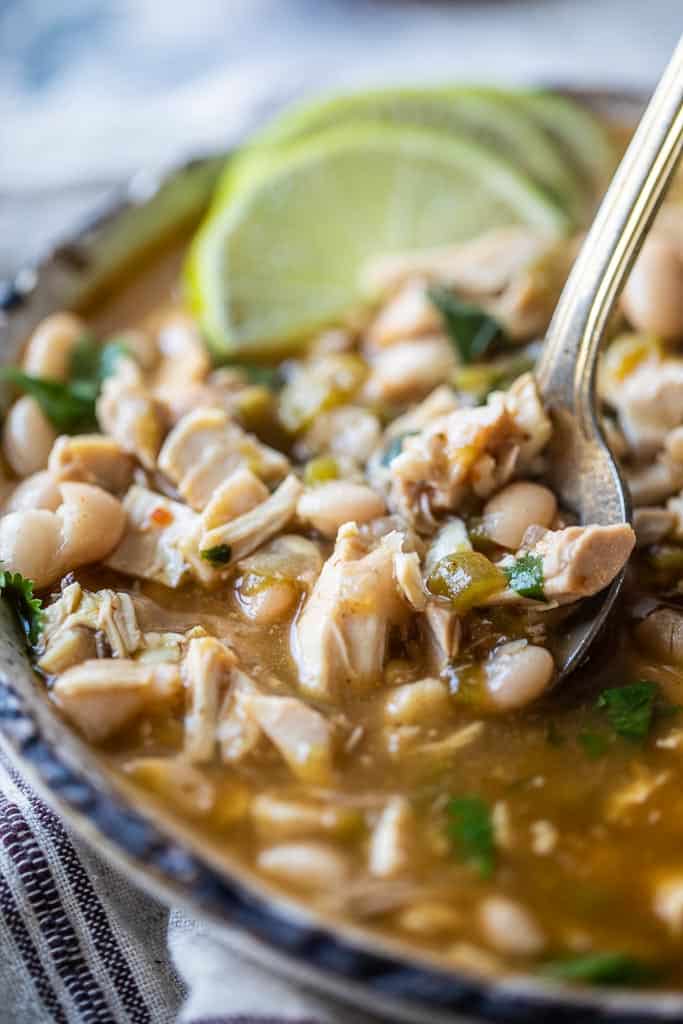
[3,397,57,477]
[297,481,385,539]
[3,471,61,513]
[479,897,545,956]
[485,641,554,710]
[0,482,125,588]
[482,481,557,550]
[22,312,85,380]
[57,482,126,568]
[622,234,683,340]
[237,579,298,625]
[257,841,349,889]
[0,510,63,586]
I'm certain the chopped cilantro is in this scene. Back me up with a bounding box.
[0,336,127,434]
[239,364,282,390]
[201,544,232,566]
[0,367,98,433]
[596,681,657,741]
[446,796,495,879]
[503,552,545,600]
[0,571,43,645]
[428,286,505,364]
[578,731,608,759]
[540,951,657,986]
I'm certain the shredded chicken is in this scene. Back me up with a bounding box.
[388,373,550,530]
[105,484,198,587]
[52,659,181,742]
[96,356,164,470]
[182,636,236,763]
[158,407,288,510]
[292,523,414,702]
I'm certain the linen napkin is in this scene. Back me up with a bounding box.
[0,747,384,1024]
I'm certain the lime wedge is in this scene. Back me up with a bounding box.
[257,86,587,224]
[516,90,617,195]
[188,122,570,358]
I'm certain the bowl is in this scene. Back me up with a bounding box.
[1,87,678,1024]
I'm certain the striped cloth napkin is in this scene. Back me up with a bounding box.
[0,749,379,1024]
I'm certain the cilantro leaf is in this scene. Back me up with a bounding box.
[596,681,657,741]
[503,552,545,600]
[201,544,232,566]
[446,796,495,878]
[428,286,505,364]
[540,951,657,986]
[0,571,43,645]
[0,336,127,435]
[0,367,97,433]
[578,731,608,759]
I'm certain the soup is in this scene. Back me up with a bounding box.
[3,89,683,989]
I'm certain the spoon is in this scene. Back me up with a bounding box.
[534,37,683,679]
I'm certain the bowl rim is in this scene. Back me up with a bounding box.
[1,84,678,1024]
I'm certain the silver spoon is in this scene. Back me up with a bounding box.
[535,37,683,679]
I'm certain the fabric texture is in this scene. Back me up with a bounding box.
[0,750,381,1024]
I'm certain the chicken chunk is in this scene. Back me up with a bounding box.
[38,583,143,672]
[198,474,303,569]
[96,356,164,470]
[389,373,550,529]
[366,278,441,349]
[423,602,461,673]
[158,407,288,510]
[105,485,197,588]
[48,434,134,493]
[182,636,236,763]
[363,228,565,341]
[369,797,416,878]
[296,405,381,464]
[364,337,457,405]
[241,692,334,784]
[292,523,414,702]
[603,352,683,457]
[490,524,636,606]
[52,659,180,742]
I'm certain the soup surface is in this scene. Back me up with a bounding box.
[4,91,683,990]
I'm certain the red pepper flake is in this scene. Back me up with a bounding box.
[150,505,173,527]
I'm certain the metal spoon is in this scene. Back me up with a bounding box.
[535,37,683,679]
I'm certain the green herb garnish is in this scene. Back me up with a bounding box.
[596,681,657,741]
[428,286,505,364]
[540,951,657,986]
[503,552,545,600]
[201,544,233,566]
[578,731,608,759]
[446,796,495,878]
[0,336,127,434]
[0,368,98,433]
[0,571,43,645]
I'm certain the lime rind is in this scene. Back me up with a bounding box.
[188,120,570,357]
[255,84,588,224]
[515,88,617,193]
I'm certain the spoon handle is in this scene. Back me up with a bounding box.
[536,35,683,425]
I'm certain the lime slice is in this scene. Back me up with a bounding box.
[516,90,617,195]
[256,86,587,225]
[188,122,570,358]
